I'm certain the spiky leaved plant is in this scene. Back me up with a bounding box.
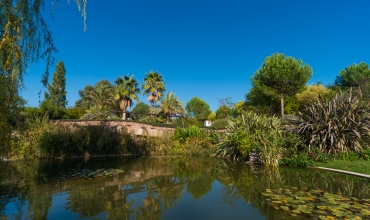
[286,90,370,154]
[215,116,249,161]
[216,112,284,166]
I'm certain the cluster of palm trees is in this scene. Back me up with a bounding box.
[76,71,184,123]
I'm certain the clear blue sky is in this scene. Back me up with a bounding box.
[21,0,370,111]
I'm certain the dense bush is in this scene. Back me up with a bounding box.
[286,90,370,154]
[216,112,285,166]
[170,126,218,155]
[210,119,230,129]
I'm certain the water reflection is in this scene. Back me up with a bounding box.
[1,156,370,219]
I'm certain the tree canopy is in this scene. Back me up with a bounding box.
[40,60,67,119]
[114,75,140,119]
[142,71,166,108]
[249,53,312,118]
[0,0,87,83]
[185,97,211,121]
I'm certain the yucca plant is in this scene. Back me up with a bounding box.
[286,90,370,154]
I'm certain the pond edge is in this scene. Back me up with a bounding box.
[313,166,370,179]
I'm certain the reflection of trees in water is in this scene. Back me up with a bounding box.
[2,156,370,219]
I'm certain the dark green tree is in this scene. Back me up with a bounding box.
[215,105,232,119]
[131,102,150,120]
[334,62,370,88]
[249,53,312,118]
[334,62,370,100]
[40,60,67,119]
[185,97,211,121]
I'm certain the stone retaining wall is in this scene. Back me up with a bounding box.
[53,120,175,137]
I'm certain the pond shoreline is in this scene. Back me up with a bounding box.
[312,166,370,179]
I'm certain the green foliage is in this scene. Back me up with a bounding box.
[286,90,370,154]
[142,71,166,108]
[245,85,280,116]
[64,107,86,119]
[174,126,205,142]
[40,60,67,119]
[159,92,184,123]
[114,75,140,119]
[249,53,313,118]
[22,107,43,119]
[75,80,116,112]
[334,62,370,101]
[210,119,230,129]
[131,102,150,120]
[280,153,313,167]
[14,118,173,158]
[295,84,331,110]
[335,62,370,88]
[216,116,251,161]
[171,126,217,155]
[215,105,232,119]
[216,112,285,166]
[232,101,248,117]
[0,74,21,156]
[185,97,212,121]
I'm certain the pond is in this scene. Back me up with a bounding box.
[1,156,370,219]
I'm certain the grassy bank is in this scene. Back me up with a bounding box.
[314,160,370,175]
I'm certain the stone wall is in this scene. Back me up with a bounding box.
[53,120,175,137]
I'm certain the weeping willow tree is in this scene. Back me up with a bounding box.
[0,0,87,156]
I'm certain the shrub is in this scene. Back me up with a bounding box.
[285,90,370,154]
[216,112,285,166]
[210,119,230,129]
[171,126,216,155]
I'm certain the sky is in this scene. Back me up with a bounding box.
[21,0,370,111]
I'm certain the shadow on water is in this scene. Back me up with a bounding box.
[1,156,370,219]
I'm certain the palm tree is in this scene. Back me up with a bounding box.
[86,83,114,111]
[160,92,184,123]
[142,71,166,108]
[114,75,140,120]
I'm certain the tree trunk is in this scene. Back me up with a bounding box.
[280,94,284,119]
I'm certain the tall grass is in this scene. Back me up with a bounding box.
[13,116,172,159]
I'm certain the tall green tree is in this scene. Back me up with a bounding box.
[249,53,312,118]
[114,75,140,120]
[334,62,370,100]
[142,71,166,108]
[40,60,67,119]
[185,97,211,121]
[159,92,184,123]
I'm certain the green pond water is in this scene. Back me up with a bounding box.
[1,156,370,220]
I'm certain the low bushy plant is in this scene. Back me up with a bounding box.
[210,119,230,129]
[171,126,217,155]
[216,112,285,166]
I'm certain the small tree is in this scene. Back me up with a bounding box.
[40,60,68,119]
[185,97,211,121]
[250,53,312,118]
